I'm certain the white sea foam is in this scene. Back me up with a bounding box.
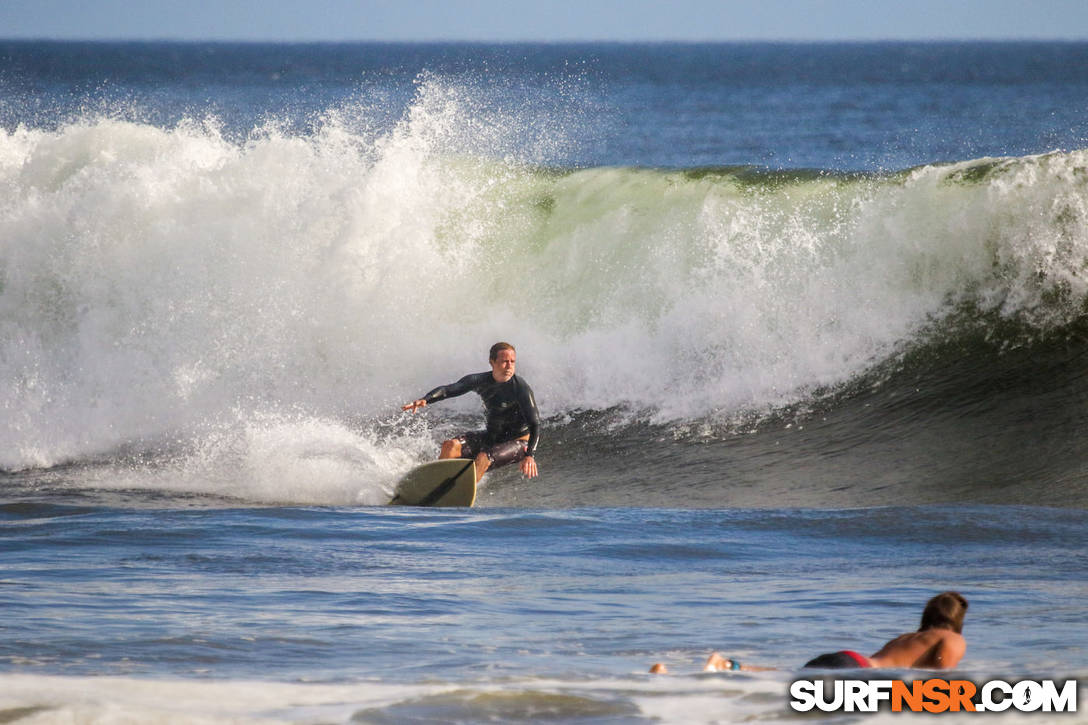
[57,413,430,505]
[2,78,1087,481]
[0,672,811,725]
[0,671,1058,724]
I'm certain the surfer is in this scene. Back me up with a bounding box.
[650,591,968,674]
[403,342,540,480]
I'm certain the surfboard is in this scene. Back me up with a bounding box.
[390,459,477,507]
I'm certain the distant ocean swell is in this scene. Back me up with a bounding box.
[2,90,1087,487]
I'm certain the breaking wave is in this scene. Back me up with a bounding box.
[2,77,1088,503]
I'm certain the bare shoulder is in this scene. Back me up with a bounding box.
[870,629,966,669]
[935,630,966,667]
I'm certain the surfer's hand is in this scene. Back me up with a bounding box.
[403,399,427,413]
[521,455,538,479]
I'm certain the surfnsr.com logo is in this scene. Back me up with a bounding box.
[789,678,1078,713]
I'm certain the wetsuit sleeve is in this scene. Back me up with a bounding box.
[421,374,478,405]
[520,381,542,456]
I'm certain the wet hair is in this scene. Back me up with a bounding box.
[490,342,516,361]
[919,591,968,633]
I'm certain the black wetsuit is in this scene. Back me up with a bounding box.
[422,372,541,457]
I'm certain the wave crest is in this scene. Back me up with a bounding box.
[2,85,1087,469]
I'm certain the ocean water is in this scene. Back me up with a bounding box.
[1,41,1088,722]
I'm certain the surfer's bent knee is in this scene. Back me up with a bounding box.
[440,438,462,459]
[446,432,527,472]
[482,439,528,470]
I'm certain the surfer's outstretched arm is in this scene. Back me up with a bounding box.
[404,375,481,413]
[403,374,481,414]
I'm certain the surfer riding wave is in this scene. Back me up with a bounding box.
[403,342,540,480]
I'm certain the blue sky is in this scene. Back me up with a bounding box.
[2,0,1087,42]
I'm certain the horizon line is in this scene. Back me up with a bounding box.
[4,35,1087,44]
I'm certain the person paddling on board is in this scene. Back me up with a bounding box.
[650,591,968,674]
[403,342,540,481]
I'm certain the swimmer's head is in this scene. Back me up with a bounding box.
[920,591,968,633]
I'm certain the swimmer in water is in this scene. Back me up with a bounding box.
[650,591,968,674]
